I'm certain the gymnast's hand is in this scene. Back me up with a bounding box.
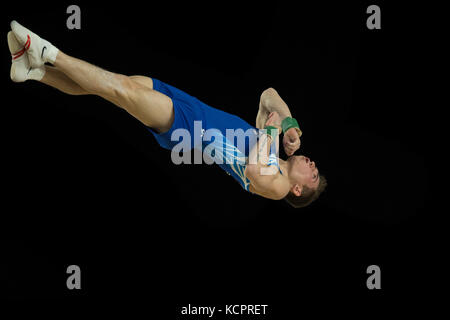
[283,127,301,156]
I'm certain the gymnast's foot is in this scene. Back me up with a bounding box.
[8,31,45,82]
[10,20,59,68]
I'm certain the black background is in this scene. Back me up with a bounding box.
[0,0,443,316]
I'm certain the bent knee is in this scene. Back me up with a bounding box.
[129,75,153,90]
[110,76,144,108]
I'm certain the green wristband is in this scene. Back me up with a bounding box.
[281,117,302,136]
[263,125,280,138]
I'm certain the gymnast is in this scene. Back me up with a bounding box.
[7,21,327,208]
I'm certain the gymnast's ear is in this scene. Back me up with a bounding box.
[291,183,302,197]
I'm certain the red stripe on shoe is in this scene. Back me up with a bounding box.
[24,35,31,50]
[12,35,31,60]
[12,48,25,60]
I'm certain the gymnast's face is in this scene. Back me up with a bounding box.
[288,155,320,192]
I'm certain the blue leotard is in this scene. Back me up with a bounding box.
[147,78,282,191]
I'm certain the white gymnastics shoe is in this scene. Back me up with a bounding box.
[10,20,59,68]
[8,31,45,82]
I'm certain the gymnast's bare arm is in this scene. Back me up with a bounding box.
[256,88,292,129]
[256,88,301,156]
[246,111,290,200]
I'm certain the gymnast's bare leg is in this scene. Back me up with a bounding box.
[8,21,175,134]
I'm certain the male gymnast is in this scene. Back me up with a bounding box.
[7,21,327,208]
